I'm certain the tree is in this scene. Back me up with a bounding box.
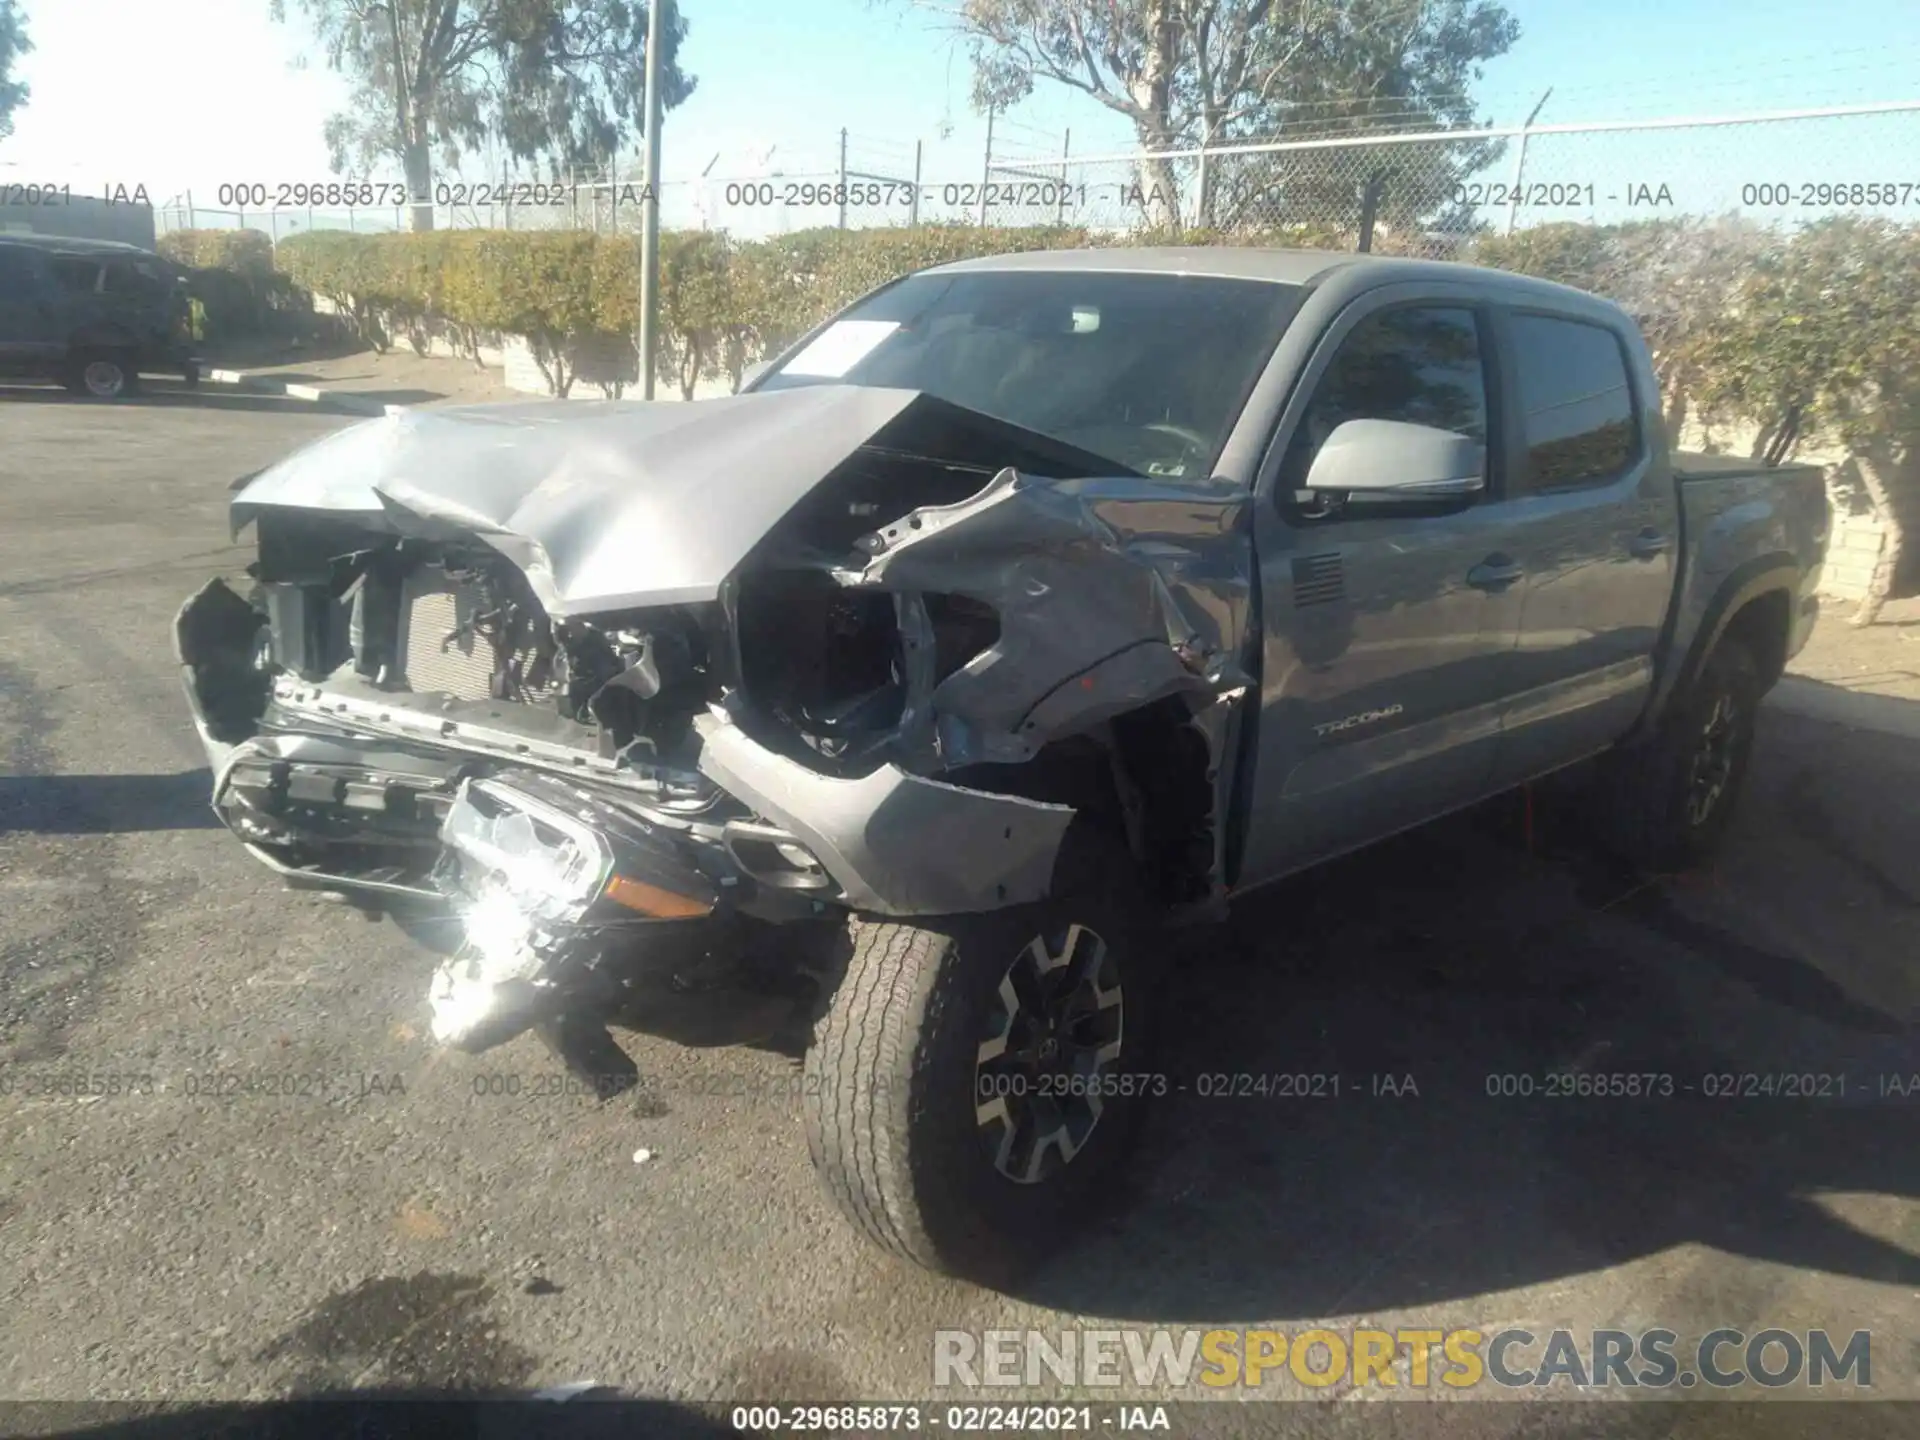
[1471,216,1920,623]
[477,229,602,393]
[656,229,732,400]
[270,0,695,230]
[1471,217,1774,434]
[0,0,30,142]
[1689,218,1920,626]
[939,0,1517,228]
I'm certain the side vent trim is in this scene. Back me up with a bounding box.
[1291,553,1345,608]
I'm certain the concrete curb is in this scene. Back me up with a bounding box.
[203,368,408,418]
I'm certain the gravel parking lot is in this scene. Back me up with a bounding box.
[1,385,1915,1427]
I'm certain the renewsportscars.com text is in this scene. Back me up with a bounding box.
[933,1327,1872,1391]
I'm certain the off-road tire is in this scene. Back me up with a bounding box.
[1592,638,1762,874]
[802,837,1163,1283]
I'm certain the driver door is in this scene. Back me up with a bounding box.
[1236,287,1532,884]
[0,246,62,371]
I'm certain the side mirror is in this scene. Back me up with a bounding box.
[737,359,773,393]
[1303,418,1486,502]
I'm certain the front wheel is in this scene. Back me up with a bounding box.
[803,855,1162,1282]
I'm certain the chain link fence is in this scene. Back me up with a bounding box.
[154,101,1920,246]
[153,176,998,241]
[981,101,1920,250]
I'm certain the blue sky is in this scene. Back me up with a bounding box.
[2,0,1917,231]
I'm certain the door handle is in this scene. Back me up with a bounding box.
[1630,528,1671,559]
[1467,555,1524,591]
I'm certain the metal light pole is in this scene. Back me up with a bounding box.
[637,0,666,399]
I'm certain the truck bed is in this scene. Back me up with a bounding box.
[1672,451,1823,483]
[1656,451,1830,714]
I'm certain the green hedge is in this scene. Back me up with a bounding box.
[157,228,310,341]
[158,227,276,277]
[264,218,1920,439]
[273,223,1102,396]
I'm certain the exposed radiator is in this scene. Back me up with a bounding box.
[394,573,558,702]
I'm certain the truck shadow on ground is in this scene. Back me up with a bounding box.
[197,333,373,370]
[1019,686,1920,1321]
[20,1391,736,1440]
[0,380,447,411]
[193,371,452,409]
[0,381,382,414]
[0,770,221,834]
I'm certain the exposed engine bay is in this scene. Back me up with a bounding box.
[177,384,1255,1066]
[262,538,716,760]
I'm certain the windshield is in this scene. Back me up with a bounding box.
[755,268,1300,480]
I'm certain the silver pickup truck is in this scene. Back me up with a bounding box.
[176,247,1829,1282]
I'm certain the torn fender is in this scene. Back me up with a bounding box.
[856,467,1257,767]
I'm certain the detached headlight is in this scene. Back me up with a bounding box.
[440,777,613,922]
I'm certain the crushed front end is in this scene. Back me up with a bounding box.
[178,387,1255,1072]
[176,550,832,1059]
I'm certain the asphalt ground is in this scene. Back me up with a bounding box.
[1,382,1916,1433]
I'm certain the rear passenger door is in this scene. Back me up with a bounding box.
[1485,309,1680,787]
[48,255,106,345]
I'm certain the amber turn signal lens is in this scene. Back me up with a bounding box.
[602,874,713,919]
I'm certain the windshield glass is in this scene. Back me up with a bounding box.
[756,268,1300,480]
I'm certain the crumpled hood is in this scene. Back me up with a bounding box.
[230,384,925,616]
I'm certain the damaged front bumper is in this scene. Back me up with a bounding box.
[177,580,1078,1051]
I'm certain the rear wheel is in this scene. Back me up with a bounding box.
[64,351,139,399]
[802,840,1162,1282]
[1591,638,1761,873]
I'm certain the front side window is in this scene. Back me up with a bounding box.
[756,269,1301,481]
[1509,314,1640,490]
[1279,305,1489,490]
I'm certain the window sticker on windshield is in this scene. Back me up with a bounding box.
[781,319,901,377]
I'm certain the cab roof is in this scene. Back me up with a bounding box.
[0,233,168,260]
[919,244,1612,311]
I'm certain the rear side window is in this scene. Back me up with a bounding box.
[102,260,158,294]
[1510,315,1640,489]
[49,257,102,294]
